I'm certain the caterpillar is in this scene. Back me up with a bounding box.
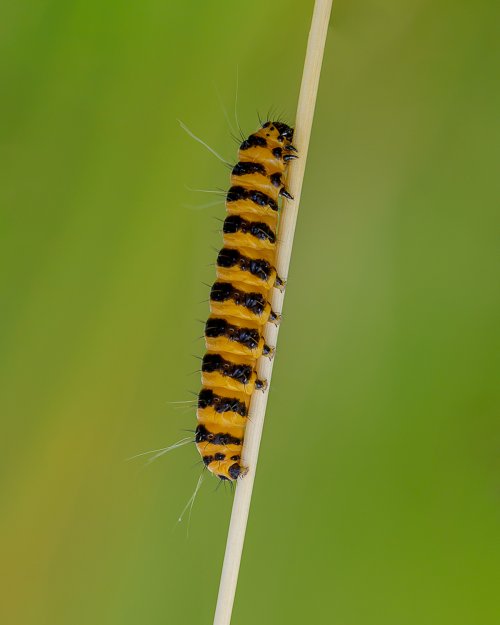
[196,121,297,481]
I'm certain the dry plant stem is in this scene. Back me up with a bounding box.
[213,1,333,624]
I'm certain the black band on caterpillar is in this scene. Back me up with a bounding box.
[226,186,278,212]
[198,389,248,417]
[210,281,266,316]
[195,424,242,445]
[202,353,252,385]
[232,162,266,177]
[223,215,276,244]
[217,248,274,283]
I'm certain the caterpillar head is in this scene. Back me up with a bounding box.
[261,120,294,143]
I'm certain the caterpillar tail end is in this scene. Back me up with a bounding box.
[217,461,248,482]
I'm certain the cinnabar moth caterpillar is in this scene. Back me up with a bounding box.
[196,121,296,481]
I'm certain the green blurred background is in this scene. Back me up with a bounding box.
[1,1,498,623]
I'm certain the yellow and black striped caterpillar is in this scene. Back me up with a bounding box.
[196,121,296,481]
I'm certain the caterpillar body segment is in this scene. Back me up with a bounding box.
[223,213,278,253]
[204,315,274,360]
[209,280,277,325]
[197,388,248,433]
[201,352,267,395]
[197,121,295,481]
[216,246,278,291]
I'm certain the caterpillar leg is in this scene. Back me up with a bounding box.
[269,172,294,201]
[269,310,282,326]
[255,378,268,392]
[262,344,275,360]
[279,187,294,200]
[274,275,286,292]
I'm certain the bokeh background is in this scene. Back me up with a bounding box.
[1,1,498,624]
